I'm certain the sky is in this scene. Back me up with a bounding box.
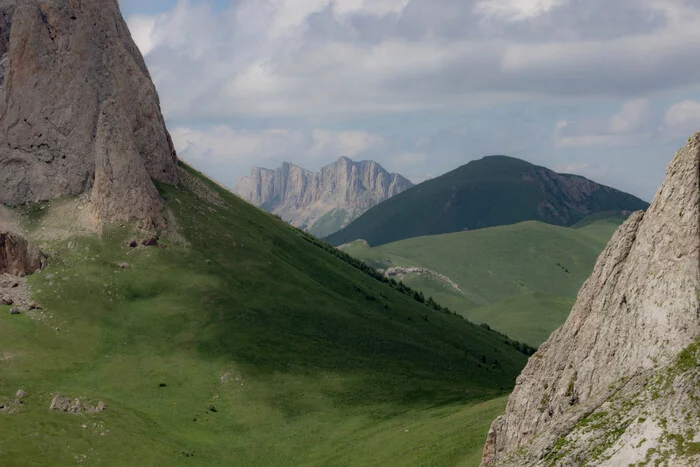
[118,0,700,201]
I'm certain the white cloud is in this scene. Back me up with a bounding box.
[553,99,655,148]
[171,126,307,166]
[171,126,386,168]
[276,0,408,31]
[333,0,410,16]
[608,99,652,134]
[311,130,386,157]
[126,15,157,55]
[664,100,700,131]
[126,0,700,120]
[392,152,428,166]
[554,133,635,149]
[475,0,567,22]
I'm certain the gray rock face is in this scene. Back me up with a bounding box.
[482,133,700,466]
[49,394,104,414]
[0,231,45,276]
[0,0,178,227]
[234,157,413,235]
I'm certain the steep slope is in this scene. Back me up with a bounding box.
[342,215,626,346]
[235,157,413,236]
[481,133,700,466]
[0,164,529,465]
[0,0,178,227]
[326,156,649,247]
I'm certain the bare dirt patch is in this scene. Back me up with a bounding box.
[26,196,94,243]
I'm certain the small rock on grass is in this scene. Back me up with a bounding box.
[9,307,21,315]
[16,389,28,399]
[49,395,105,413]
[141,235,159,247]
[49,394,71,412]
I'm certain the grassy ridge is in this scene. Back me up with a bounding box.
[0,164,527,466]
[342,216,627,346]
[325,156,648,247]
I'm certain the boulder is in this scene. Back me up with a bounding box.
[49,394,71,412]
[0,232,45,276]
[141,235,159,247]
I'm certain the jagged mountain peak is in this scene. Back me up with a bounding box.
[482,132,700,466]
[234,157,413,236]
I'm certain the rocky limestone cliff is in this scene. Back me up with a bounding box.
[234,157,413,235]
[0,0,178,228]
[0,231,45,276]
[482,133,700,466]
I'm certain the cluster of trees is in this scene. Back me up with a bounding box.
[294,228,537,356]
[480,323,536,356]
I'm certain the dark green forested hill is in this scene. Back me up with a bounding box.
[326,156,648,247]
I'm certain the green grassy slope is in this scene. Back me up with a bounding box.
[571,211,632,243]
[0,163,528,466]
[325,156,648,247]
[342,217,626,346]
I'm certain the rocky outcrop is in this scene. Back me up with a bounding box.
[49,394,105,414]
[234,157,412,235]
[533,168,638,225]
[0,0,178,227]
[482,133,700,466]
[0,231,45,276]
[382,266,464,294]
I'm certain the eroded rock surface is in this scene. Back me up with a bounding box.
[0,0,178,227]
[235,157,413,235]
[49,394,106,414]
[0,231,44,276]
[482,133,700,466]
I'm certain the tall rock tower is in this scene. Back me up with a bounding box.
[482,133,700,466]
[0,0,178,227]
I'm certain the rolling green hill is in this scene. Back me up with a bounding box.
[0,163,529,466]
[326,156,648,247]
[342,214,629,346]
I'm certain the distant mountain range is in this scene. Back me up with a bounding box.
[234,157,413,237]
[325,155,650,246]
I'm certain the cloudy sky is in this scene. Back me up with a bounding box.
[118,0,700,201]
